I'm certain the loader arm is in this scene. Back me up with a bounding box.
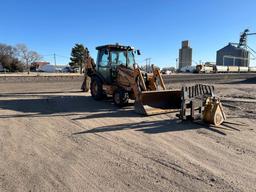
[116,65,182,116]
[152,65,166,90]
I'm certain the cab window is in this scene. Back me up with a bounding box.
[111,51,127,66]
[118,52,127,65]
[127,51,135,68]
[110,50,135,68]
[98,50,109,67]
[111,51,118,66]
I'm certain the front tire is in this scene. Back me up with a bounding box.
[90,77,104,100]
[113,89,129,107]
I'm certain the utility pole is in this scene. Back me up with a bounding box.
[26,60,29,75]
[145,58,151,72]
[145,59,148,72]
[54,53,57,67]
[176,58,178,70]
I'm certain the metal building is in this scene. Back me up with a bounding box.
[216,43,250,66]
[179,40,192,69]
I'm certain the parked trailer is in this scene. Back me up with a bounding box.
[204,66,214,73]
[249,67,256,72]
[228,66,239,73]
[239,67,249,73]
[197,65,255,73]
[215,66,228,73]
[195,64,214,73]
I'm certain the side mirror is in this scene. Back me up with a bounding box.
[137,50,141,55]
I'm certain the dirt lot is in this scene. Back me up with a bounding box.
[0,75,256,192]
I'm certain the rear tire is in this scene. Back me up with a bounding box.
[113,89,129,107]
[90,77,104,100]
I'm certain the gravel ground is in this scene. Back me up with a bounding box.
[0,74,256,192]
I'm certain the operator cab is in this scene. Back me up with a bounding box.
[96,44,140,83]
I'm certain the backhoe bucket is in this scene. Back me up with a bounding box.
[134,90,182,115]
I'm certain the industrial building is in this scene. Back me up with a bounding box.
[216,43,250,67]
[179,40,192,70]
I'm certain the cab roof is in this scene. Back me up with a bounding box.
[96,44,134,51]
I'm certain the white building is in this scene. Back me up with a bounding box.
[38,64,57,72]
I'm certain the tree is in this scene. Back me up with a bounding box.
[0,55,23,72]
[0,43,41,73]
[16,44,42,74]
[69,44,89,74]
[10,57,23,72]
[0,43,17,57]
[0,43,23,72]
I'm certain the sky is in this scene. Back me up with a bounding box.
[0,0,256,67]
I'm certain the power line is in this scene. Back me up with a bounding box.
[41,53,69,59]
[55,54,70,59]
[40,53,70,65]
[41,54,54,57]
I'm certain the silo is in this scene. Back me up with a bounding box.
[179,40,192,69]
[216,43,250,66]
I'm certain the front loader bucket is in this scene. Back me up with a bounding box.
[135,90,182,115]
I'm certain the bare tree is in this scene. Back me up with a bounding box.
[0,44,23,72]
[0,43,17,57]
[16,44,42,74]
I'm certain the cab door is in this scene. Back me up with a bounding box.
[110,51,119,81]
[97,49,111,83]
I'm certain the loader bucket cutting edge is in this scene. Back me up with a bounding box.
[134,90,182,115]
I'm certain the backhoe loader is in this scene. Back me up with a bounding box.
[82,44,226,126]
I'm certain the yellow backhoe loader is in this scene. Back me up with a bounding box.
[82,44,226,126]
